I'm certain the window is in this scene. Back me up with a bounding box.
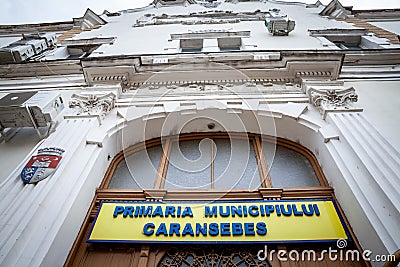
[217,37,242,51]
[213,138,260,189]
[180,39,203,52]
[62,37,115,58]
[106,133,324,190]
[165,139,212,189]
[109,145,162,189]
[309,29,384,50]
[262,141,319,187]
[171,31,249,53]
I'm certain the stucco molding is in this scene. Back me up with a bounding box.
[69,92,115,119]
[307,87,363,119]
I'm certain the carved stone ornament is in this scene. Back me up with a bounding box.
[121,76,132,91]
[69,92,115,118]
[307,87,361,118]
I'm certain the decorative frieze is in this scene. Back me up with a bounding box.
[69,92,115,118]
[132,78,297,88]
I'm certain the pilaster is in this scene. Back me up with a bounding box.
[0,88,118,266]
[304,79,400,256]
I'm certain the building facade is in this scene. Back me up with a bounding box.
[0,0,399,266]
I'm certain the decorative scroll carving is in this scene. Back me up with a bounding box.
[309,88,358,109]
[69,92,115,118]
[158,246,271,267]
[307,87,361,118]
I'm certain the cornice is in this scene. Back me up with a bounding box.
[1,50,399,81]
[82,52,343,90]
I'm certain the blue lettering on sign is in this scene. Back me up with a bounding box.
[231,206,242,217]
[313,204,320,216]
[196,223,207,236]
[302,204,314,216]
[181,207,193,217]
[182,223,194,236]
[265,205,274,216]
[280,204,292,216]
[152,206,164,217]
[112,204,321,218]
[113,206,124,217]
[256,222,267,235]
[232,223,243,236]
[169,223,180,236]
[293,205,303,216]
[111,202,323,239]
[133,206,153,217]
[124,206,134,217]
[244,223,255,236]
[165,206,175,217]
[248,205,259,217]
[219,206,230,217]
[205,206,217,217]
[143,223,155,235]
[177,206,181,218]
[260,205,265,216]
[140,222,269,237]
[209,223,219,236]
[276,205,281,216]
[156,223,168,236]
[220,223,230,236]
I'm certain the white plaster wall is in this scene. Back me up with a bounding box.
[0,128,41,183]
[343,80,400,151]
[369,21,400,36]
[75,1,356,57]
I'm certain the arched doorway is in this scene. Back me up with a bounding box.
[65,132,367,266]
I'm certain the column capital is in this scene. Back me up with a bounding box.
[68,92,116,119]
[307,86,363,119]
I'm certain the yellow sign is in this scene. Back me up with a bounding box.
[88,200,348,243]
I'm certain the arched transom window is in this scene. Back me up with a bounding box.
[104,133,326,190]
